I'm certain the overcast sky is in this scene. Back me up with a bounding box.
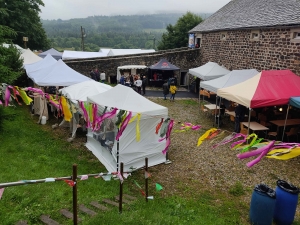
[40,0,231,20]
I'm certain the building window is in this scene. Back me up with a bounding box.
[220,32,227,40]
[290,28,300,43]
[250,30,260,41]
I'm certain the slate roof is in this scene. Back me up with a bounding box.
[190,0,300,33]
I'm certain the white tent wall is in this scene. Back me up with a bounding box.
[86,116,167,172]
[62,50,107,60]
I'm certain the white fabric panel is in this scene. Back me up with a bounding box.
[217,72,261,107]
[29,59,91,87]
[60,80,112,102]
[62,50,107,60]
[189,62,230,81]
[87,85,168,117]
[86,84,168,172]
[200,69,259,93]
[20,49,43,65]
[107,49,155,56]
[25,54,57,74]
[38,48,62,60]
[98,48,111,55]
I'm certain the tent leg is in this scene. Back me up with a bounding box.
[217,97,221,128]
[281,105,290,141]
[247,108,251,135]
[117,129,119,172]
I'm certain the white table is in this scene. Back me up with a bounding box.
[204,104,220,110]
[242,122,269,132]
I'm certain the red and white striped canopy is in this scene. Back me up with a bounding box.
[217,70,300,108]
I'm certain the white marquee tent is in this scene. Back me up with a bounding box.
[20,49,43,65]
[28,59,91,86]
[62,50,107,60]
[107,49,155,57]
[86,84,168,172]
[200,69,259,93]
[38,48,62,60]
[25,54,57,74]
[189,62,230,81]
[99,48,111,55]
[117,65,147,81]
[60,80,112,102]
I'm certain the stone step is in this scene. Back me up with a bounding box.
[40,215,60,225]
[79,204,97,216]
[90,201,110,211]
[102,199,119,207]
[15,221,28,225]
[114,196,133,204]
[59,209,82,222]
[123,194,137,200]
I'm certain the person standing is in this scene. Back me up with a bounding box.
[90,68,96,81]
[100,70,106,83]
[162,80,169,100]
[134,76,142,94]
[120,74,125,85]
[169,82,177,101]
[142,76,147,95]
[94,68,100,82]
[234,104,247,133]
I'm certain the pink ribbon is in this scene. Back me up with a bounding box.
[26,87,44,96]
[230,134,247,149]
[116,111,132,141]
[92,104,98,130]
[237,141,275,167]
[213,133,241,148]
[79,101,90,128]
[4,86,10,106]
[160,119,174,155]
[93,108,118,131]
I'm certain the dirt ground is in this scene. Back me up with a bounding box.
[42,97,300,220]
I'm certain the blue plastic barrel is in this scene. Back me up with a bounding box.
[274,180,299,225]
[250,184,276,225]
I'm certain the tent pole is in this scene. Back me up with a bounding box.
[247,108,251,136]
[281,105,290,141]
[217,97,221,128]
[213,96,218,127]
[116,128,120,172]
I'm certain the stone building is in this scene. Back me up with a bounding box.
[189,0,300,75]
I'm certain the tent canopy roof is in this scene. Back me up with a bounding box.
[87,84,167,116]
[20,49,43,65]
[107,49,155,56]
[290,97,300,109]
[118,65,147,70]
[62,50,107,60]
[149,58,180,71]
[25,54,57,74]
[189,62,230,81]
[60,80,112,102]
[29,59,91,86]
[38,48,62,60]
[217,70,300,108]
[200,69,259,93]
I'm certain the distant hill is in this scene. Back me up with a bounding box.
[41,13,211,51]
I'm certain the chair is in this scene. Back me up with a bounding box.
[267,131,278,140]
[240,123,248,135]
[285,127,299,142]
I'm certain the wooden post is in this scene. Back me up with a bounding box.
[72,164,78,225]
[145,158,148,202]
[119,162,123,213]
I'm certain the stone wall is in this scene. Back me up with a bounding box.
[65,47,201,83]
[200,27,300,75]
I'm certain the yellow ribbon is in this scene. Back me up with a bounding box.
[60,96,72,122]
[197,128,217,146]
[128,113,141,142]
[15,87,33,105]
[267,147,300,160]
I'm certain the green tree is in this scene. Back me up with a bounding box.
[157,12,202,50]
[0,0,50,50]
[0,22,23,84]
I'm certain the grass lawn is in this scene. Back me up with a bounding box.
[0,102,299,225]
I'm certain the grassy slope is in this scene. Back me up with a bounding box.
[1,104,295,224]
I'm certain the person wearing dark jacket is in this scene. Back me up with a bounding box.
[234,104,247,133]
[90,69,96,81]
[142,76,147,95]
[162,80,169,100]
